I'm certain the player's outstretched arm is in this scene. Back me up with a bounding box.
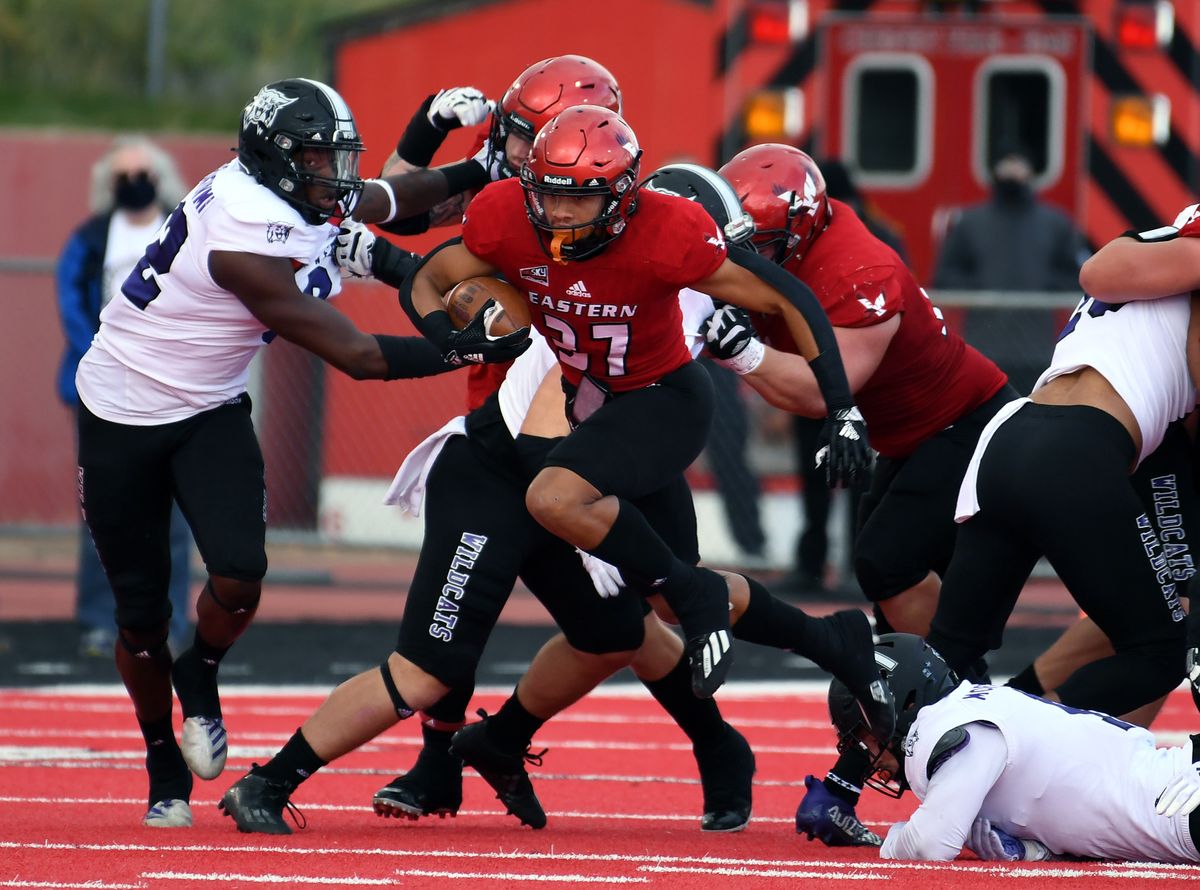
[695,251,870,486]
[399,238,530,367]
[209,250,450,381]
[1079,225,1200,301]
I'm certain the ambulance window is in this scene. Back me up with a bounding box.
[974,58,1065,188]
[842,54,933,187]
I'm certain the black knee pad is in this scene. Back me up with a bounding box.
[118,624,170,659]
[853,549,926,603]
[205,550,268,585]
[561,609,646,655]
[205,578,262,614]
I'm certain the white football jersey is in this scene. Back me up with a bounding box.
[1034,292,1195,466]
[77,160,341,425]
[903,682,1198,862]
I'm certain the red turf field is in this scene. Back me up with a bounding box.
[4,684,1200,888]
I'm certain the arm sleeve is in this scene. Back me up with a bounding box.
[880,724,1008,861]
[55,230,99,358]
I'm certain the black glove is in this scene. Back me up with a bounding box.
[442,307,531,366]
[815,406,872,488]
[703,305,757,360]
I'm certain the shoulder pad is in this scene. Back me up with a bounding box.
[927,725,971,780]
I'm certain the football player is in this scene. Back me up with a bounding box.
[924,208,1200,723]
[401,106,872,704]
[831,634,1200,864]
[217,163,887,837]
[73,78,463,829]
[342,55,624,409]
[707,145,1014,846]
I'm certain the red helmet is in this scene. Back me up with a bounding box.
[520,105,642,262]
[718,144,831,267]
[489,55,622,177]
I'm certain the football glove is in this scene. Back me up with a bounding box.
[1155,762,1200,818]
[814,406,872,488]
[967,817,1053,861]
[335,219,375,278]
[442,308,531,367]
[427,87,492,131]
[576,549,625,599]
[703,305,764,375]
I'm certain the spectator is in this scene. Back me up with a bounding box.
[55,135,194,656]
[933,147,1089,393]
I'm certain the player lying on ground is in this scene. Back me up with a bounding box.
[830,633,1200,864]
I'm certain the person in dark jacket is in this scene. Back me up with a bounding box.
[55,135,194,656]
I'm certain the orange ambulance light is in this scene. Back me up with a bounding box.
[743,88,804,142]
[1115,1,1174,50]
[1110,94,1170,147]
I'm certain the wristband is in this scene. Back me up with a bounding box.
[714,337,765,375]
[440,159,490,197]
[372,334,453,380]
[396,95,445,167]
[366,178,398,224]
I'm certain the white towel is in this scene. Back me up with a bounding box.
[954,398,1030,523]
[383,416,468,517]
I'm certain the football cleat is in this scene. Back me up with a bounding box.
[219,768,305,835]
[172,648,227,779]
[450,712,547,829]
[143,798,193,828]
[373,748,464,820]
[795,775,882,847]
[180,716,228,781]
[694,723,755,832]
[806,610,896,741]
[687,630,734,699]
[1187,647,1200,713]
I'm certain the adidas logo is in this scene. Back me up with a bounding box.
[565,280,591,298]
[701,630,731,678]
[838,422,861,442]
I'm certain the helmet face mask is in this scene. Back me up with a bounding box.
[488,55,622,180]
[827,633,959,799]
[520,105,641,263]
[718,144,832,267]
[238,78,364,225]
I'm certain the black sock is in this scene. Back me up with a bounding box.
[642,656,726,743]
[485,691,545,753]
[138,713,176,750]
[255,728,327,789]
[421,721,457,758]
[588,498,682,585]
[1005,663,1044,696]
[733,576,812,650]
[190,630,231,669]
[823,747,869,806]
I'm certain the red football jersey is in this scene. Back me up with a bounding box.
[754,199,1008,458]
[463,178,727,391]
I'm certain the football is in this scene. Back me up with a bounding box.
[443,277,531,339]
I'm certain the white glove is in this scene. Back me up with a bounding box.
[471,136,511,182]
[428,87,492,130]
[335,219,375,278]
[967,817,1052,861]
[576,549,625,599]
[1156,763,1200,817]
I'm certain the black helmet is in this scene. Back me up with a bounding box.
[827,633,959,798]
[640,162,756,248]
[237,78,364,224]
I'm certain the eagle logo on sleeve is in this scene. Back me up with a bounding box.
[858,292,887,316]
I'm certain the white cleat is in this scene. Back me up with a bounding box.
[143,798,193,828]
[181,716,228,780]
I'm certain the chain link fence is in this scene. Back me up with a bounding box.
[0,263,1081,586]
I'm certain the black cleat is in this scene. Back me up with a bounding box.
[687,629,735,699]
[373,747,464,820]
[669,567,735,697]
[795,775,881,847]
[805,610,895,741]
[219,767,305,835]
[450,711,547,829]
[694,723,755,832]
